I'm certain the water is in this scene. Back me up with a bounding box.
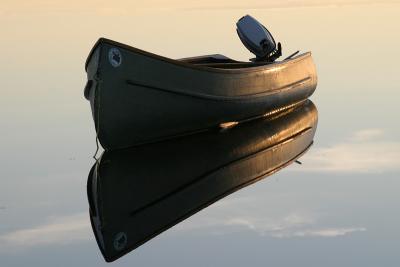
[1,1,400,266]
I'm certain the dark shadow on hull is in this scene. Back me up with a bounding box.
[87,100,318,262]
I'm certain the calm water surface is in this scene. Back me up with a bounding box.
[1,2,400,266]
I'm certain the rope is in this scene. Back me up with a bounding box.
[93,134,100,163]
[92,75,101,164]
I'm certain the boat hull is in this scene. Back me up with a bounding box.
[87,100,318,261]
[85,38,317,150]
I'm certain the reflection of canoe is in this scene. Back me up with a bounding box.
[84,38,317,150]
[87,100,318,262]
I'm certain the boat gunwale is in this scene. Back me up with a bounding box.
[85,37,312,74]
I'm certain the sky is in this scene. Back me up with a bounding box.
[1,1,400,266]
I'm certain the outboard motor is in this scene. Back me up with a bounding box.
[236,15,282,62]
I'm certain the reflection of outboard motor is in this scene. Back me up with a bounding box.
[236,15,282,62]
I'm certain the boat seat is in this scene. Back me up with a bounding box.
[179,54,238,64]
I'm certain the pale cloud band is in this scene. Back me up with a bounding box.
[0,213,91,250]
[175,211,366,239]
[2,0,399,17]
[174,198,366,239]
[181,0,400,10]
[0,209,367,250]
[271,227,367,238]
[294,128,400,173]
[224,216,366,238]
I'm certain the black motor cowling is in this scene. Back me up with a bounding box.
[236,15,282,62]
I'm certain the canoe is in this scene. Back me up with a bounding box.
[87,100,318,261]
[84,38,317,150]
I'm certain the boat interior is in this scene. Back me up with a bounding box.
[179,54,276,69]
[178,52,301,69]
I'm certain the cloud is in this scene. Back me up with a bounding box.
[297,227,367,237]
[221,216,366,238]
[180,0,400,10]
[175,206,366,239]
[2,0,399,17]
[350,128,385,142]
[295,129,400,173]
[0,213,91,249]
[223,213,316,234]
